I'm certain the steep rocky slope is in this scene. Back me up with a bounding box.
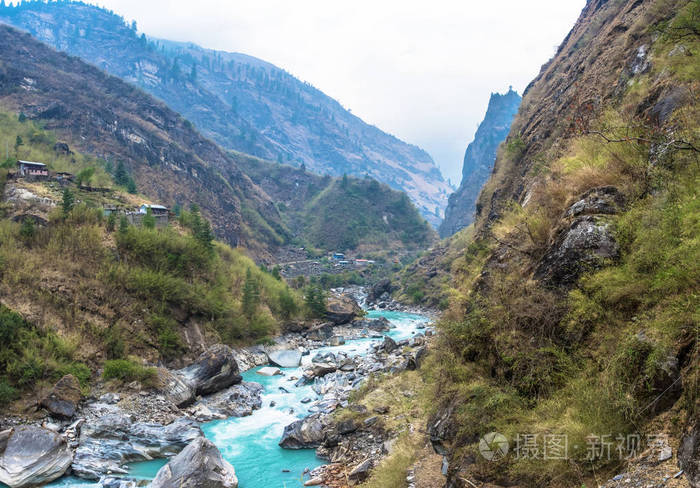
[386,1,699,487]
[239,159,436,254]
[439,88,520,237]
[0,24,288,256]
[0,0,452,226]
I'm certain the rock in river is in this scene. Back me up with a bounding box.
[151,437,238,488]
[324,295,361,325]
[40,374,82,419]
[72,413,202,480]
[267,349,302,368]
[179,344,242,396]
[279,414,328,449]
[0,426,73,488]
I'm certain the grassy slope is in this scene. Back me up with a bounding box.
[0,113,305,408]
[238,157,437,255]
[383,1,699,486]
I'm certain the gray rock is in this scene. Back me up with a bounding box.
[383,336,398,353]
[328,335,345,346]
[72,413,202,480]
[679,419,699,488]
[257,366,282,376]
[279,414,327,449]
[308,363,337,378]
[535,216,619,287]
[190,382,263,420]
[565,186,625,218]
[151,437,238,488]
[40,374,82,419]
[366,279,394,305]
[267,349,302,368]
[0,426,73,488]
[348,458,373,482]
[155,368,195,407]
[337,419,358,435]
[99,393,120,404]
[178,344,242,396]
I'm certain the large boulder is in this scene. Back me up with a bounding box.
[151,437,238,488]
[0,426,73,488]
[534,216,619,287]
[72,413,202,480]
[679,419,699,488]
[306,323,334,341]
[156,368,195,407]
[367,279,394,305]
[188,382,263,421]
[383,336,398,353]
[279,414,328,449]
[40,374,82,419]
[324,295,361,325]
[179,344,242,396]
[267,349,302,368]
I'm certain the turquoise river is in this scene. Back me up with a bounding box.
[33,310,430,488]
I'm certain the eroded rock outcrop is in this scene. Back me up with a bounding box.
[535,216,619,287]
[72,413,202,479]
[178,344,242,396]
[0,426,73,488]
[150,437,238,488]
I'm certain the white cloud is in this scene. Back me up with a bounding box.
[93,0,586,183]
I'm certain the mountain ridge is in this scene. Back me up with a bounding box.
[0,0,452,226]
[439,88,520,237]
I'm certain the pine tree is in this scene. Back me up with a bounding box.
[17,112,26,123]
[126,178,137,194]
[142,207,156,229]
[106,212,116,232]
[114,161,129,186]
[118,215,129,234]
[14,135,23,149]
[195,218,214,250]
[241,269,260,318]
[61,188,74,216]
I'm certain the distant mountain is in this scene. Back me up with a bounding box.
[239,158,437,253]
[0,24,287,257]
[439,88,520,237]
[0,0,452,226]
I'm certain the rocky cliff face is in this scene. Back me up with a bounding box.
[439,88,520,237]
[0,1,452,226]
[419,0,699,486]
[0,24,285,255]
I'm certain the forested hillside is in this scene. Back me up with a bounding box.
[239,158,436,254]
[0,0,452,226]
[0,110,309,409]
[0,24,289,258]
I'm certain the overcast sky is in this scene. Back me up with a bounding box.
[93,0,586,185]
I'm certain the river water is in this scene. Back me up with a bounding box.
[42,310,430,488]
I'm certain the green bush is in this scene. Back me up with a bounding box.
[0,380,17,406]
[103,359,156,384]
